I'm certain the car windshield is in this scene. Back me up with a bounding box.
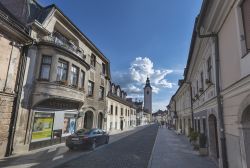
[75,129,91,135]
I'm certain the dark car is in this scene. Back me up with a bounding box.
[66,128,109,150]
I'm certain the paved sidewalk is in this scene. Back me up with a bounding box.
[0,125,148,168]
[148,128,218,168]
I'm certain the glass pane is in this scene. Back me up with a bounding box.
[41,65,50,79]
[42,56,51,64]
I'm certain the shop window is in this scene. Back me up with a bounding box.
[88,80,94,96]
[70,65,79,87]
[242,0,250,51]
[63,114,76,136]
[90,54,96,67]
[31,112,54,142]
[79,70,85,89]
[39,55,52,80]
[56,59,68,83]
[99,86,104,100]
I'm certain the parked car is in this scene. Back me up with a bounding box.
[66,128,109,150]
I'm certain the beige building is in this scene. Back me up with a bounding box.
[0,3,32,157]
[1,0,110,153]
[106,83,136,132]
[168,0,250,167]
[197,0,250,167]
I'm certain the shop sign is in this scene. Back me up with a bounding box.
[38,99,79,110]
[32,117,53,141]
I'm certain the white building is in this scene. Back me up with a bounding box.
[106,83,136,132]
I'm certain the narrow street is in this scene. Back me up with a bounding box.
[59,125,158,168]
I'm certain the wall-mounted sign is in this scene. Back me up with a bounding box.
[37,99,80,110]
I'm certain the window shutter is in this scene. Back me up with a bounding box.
[242,0,250,50]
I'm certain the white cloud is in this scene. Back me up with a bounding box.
[113,57,175,99]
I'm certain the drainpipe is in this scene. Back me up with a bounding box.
[5,45,29,157]
[184,82,194,129]
[196,29,228,168]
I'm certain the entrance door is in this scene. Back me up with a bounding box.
[120,120,123,130]
[98,113,103,129]
[208,114,219,160]
[84,111,94,129]
[242,106,250,167]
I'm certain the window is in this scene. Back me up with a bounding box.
[79,70,85,89]
[40,55,52,80]
[90,54,96,67]
[115,106,118,115]
[56,59,68,82]
[88,81,94,96]
[198,119,201,133]
[207,57,212,82]
[70,65,79,86]
[110,105,113,115]
[99,86,104,100]
[242,0,250,50]
[115,122,117,129]
[102,63,106,75]
[196,80,199,94]
[203,118,206,135]
[200,71,204,90]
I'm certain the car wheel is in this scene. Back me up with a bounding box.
[105,137,109,144]
[91,141,96,150]
[68,146,74,150]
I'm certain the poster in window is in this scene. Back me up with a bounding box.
[32,117,53,141]
[63,117,76,135]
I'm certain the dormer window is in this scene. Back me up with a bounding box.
[117,89,120,97]
[91,54,96,67]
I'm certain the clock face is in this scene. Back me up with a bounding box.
[147,91,149,95]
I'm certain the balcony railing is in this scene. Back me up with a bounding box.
[38,35,86,60]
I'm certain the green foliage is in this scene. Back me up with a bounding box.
[189,129,199,142]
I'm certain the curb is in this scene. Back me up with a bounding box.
[147,126,159,168]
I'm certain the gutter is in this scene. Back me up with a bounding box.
[196,1,228,167]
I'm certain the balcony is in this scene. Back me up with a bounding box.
[38,35,86,60]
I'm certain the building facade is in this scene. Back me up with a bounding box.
[1,0,110,153]
[0,3,32,157]
[168,0,250,167]
[106,83,136,132]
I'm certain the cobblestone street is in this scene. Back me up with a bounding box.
[59,125,158,168]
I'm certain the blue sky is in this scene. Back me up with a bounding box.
[39,0,202,112]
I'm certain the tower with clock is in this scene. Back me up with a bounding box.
[144,77,152,115]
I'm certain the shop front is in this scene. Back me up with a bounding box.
[29,98,81,150]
